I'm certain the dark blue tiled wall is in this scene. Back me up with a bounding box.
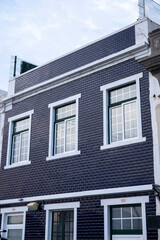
[0,192,157,239]
[15,26,135,93]
[0,58,153,200]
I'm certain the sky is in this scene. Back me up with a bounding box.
[0,0,140,91]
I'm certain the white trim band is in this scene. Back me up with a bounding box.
[0,184,152,205]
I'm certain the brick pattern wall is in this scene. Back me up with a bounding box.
[0,59,153,200]
[0,192,156,239]
[15,26,135,93]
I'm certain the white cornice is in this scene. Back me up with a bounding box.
[3,44,149,106]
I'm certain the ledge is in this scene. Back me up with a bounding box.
[4,161,31,169]
[46,150,81,161]
[100,137,146,150]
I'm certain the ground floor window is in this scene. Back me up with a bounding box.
[0,206,27,240]
[111,205,142,235]
[44,202,80,240]
[52,210,74,240]
[101,196,149,240]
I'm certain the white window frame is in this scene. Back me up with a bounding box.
[0,206,28,240]
[46,94,81,160]
[5,110,34,169]
[101,196,149,240]
[100,73,146,150]
[44,201,80,240]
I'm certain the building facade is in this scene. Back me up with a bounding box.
[0,18,160,240]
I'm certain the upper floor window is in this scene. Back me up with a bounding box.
[109,83,137,143]
[100,73,146,150]
[12,118,30,164]
[55,103,76,154]
[47,94,81,160]
[5,110,34,169]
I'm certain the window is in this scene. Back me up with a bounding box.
[109,84,137,143]
[47,94,81,160]
[111,205,142,235]
[55,103,76,154]
[100,73,146,150]
[5,110,34,169]
[44,202,80,240]
[11,118,30,164]
[0,206,27,240]
[7,214,24,240]
[101,196,149,240]
[52,210,74,240]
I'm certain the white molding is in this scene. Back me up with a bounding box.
[3,44,148,106]
[8,109,34,122]
[0,206,28,214]
[48,94,81,108]
[101,137,146,150]
[44,202,80,240]
[46,150,81,161]
[100,73,143,91]
[0,184,152,205]
[4,160,31,169]
[0,206,27,240]
[100,72,144,149]
[47,94,81,160]
[101,196,149,240]
[101,196,149,206]
[6,110,34,169]
[44,201,80,211]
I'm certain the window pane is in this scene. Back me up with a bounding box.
[112,208,121,218]
[122,207,131,218]
[14,118,29,133]
[55,122,65,154]
[8,215,23,224]
[112,219,121,230]
[66,119,76,152]
[110,84,136,104]
[20,132,29,161]
[52,211,73,240]
[123,219,131,230]
[56,103,76,120]
[8,229,22,240]
[132,206,142,217]
[12,135,20,163]
[111,106,123,143]
[133,219,142,230]
[124,101,137,139]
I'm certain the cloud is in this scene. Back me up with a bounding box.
[0,0,139,91]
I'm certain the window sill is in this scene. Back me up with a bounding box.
[46,150,81,161]
[100,137,146,150]
[4,161,31,169]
